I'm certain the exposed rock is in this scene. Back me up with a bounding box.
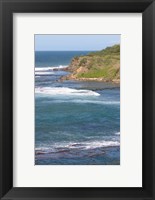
[61,44,120,83]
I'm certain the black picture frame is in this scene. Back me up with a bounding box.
[0,0,155,199]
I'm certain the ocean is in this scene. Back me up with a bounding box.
[35,51,120,165]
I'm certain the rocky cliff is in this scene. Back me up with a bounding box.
[62,44,120,83]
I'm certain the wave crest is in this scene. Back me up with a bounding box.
[36,140,120,154]
[35,65,68,71]
[35,71,54,75]
[35,87,100,96]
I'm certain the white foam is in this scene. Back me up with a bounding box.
[115,132,120,135]
[35,67,53,71]
[68,99,118,105]
[35,140,120,153]
[83,140,120,149]
[35,87,100,96]
[47,99,119,105]
[35,71,54,75]
[55,65,68,69]
[35,65,68,71]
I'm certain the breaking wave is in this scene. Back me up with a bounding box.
[35,87,100,96]
[115,132,120,135]
[35,140,120,154]
[35,71,54,75]
[35,65,68,71]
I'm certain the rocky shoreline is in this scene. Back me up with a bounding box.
[60,45,120,84]
[60,71,120,84]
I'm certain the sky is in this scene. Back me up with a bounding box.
[35,34,120,51]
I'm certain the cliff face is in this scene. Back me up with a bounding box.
[63,44,120,83]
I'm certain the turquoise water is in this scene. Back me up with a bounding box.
[35,51,120,165]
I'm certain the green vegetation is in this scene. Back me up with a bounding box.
[79,58,87,65]
[77,67,119,80]
[65,44,120,82]
[88,44,120,56]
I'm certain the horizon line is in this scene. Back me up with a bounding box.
[35,44,120,52]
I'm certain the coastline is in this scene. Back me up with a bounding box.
[47,44,120,84]
[52,66,120,84]
[58,44,120,84]
[60,72,120,84]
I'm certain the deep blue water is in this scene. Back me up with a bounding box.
[35,51,91,67]
[35,51,120,165]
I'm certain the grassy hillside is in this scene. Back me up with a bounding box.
[63,44,120,83]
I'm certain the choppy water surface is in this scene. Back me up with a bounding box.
[35,51,120,165]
